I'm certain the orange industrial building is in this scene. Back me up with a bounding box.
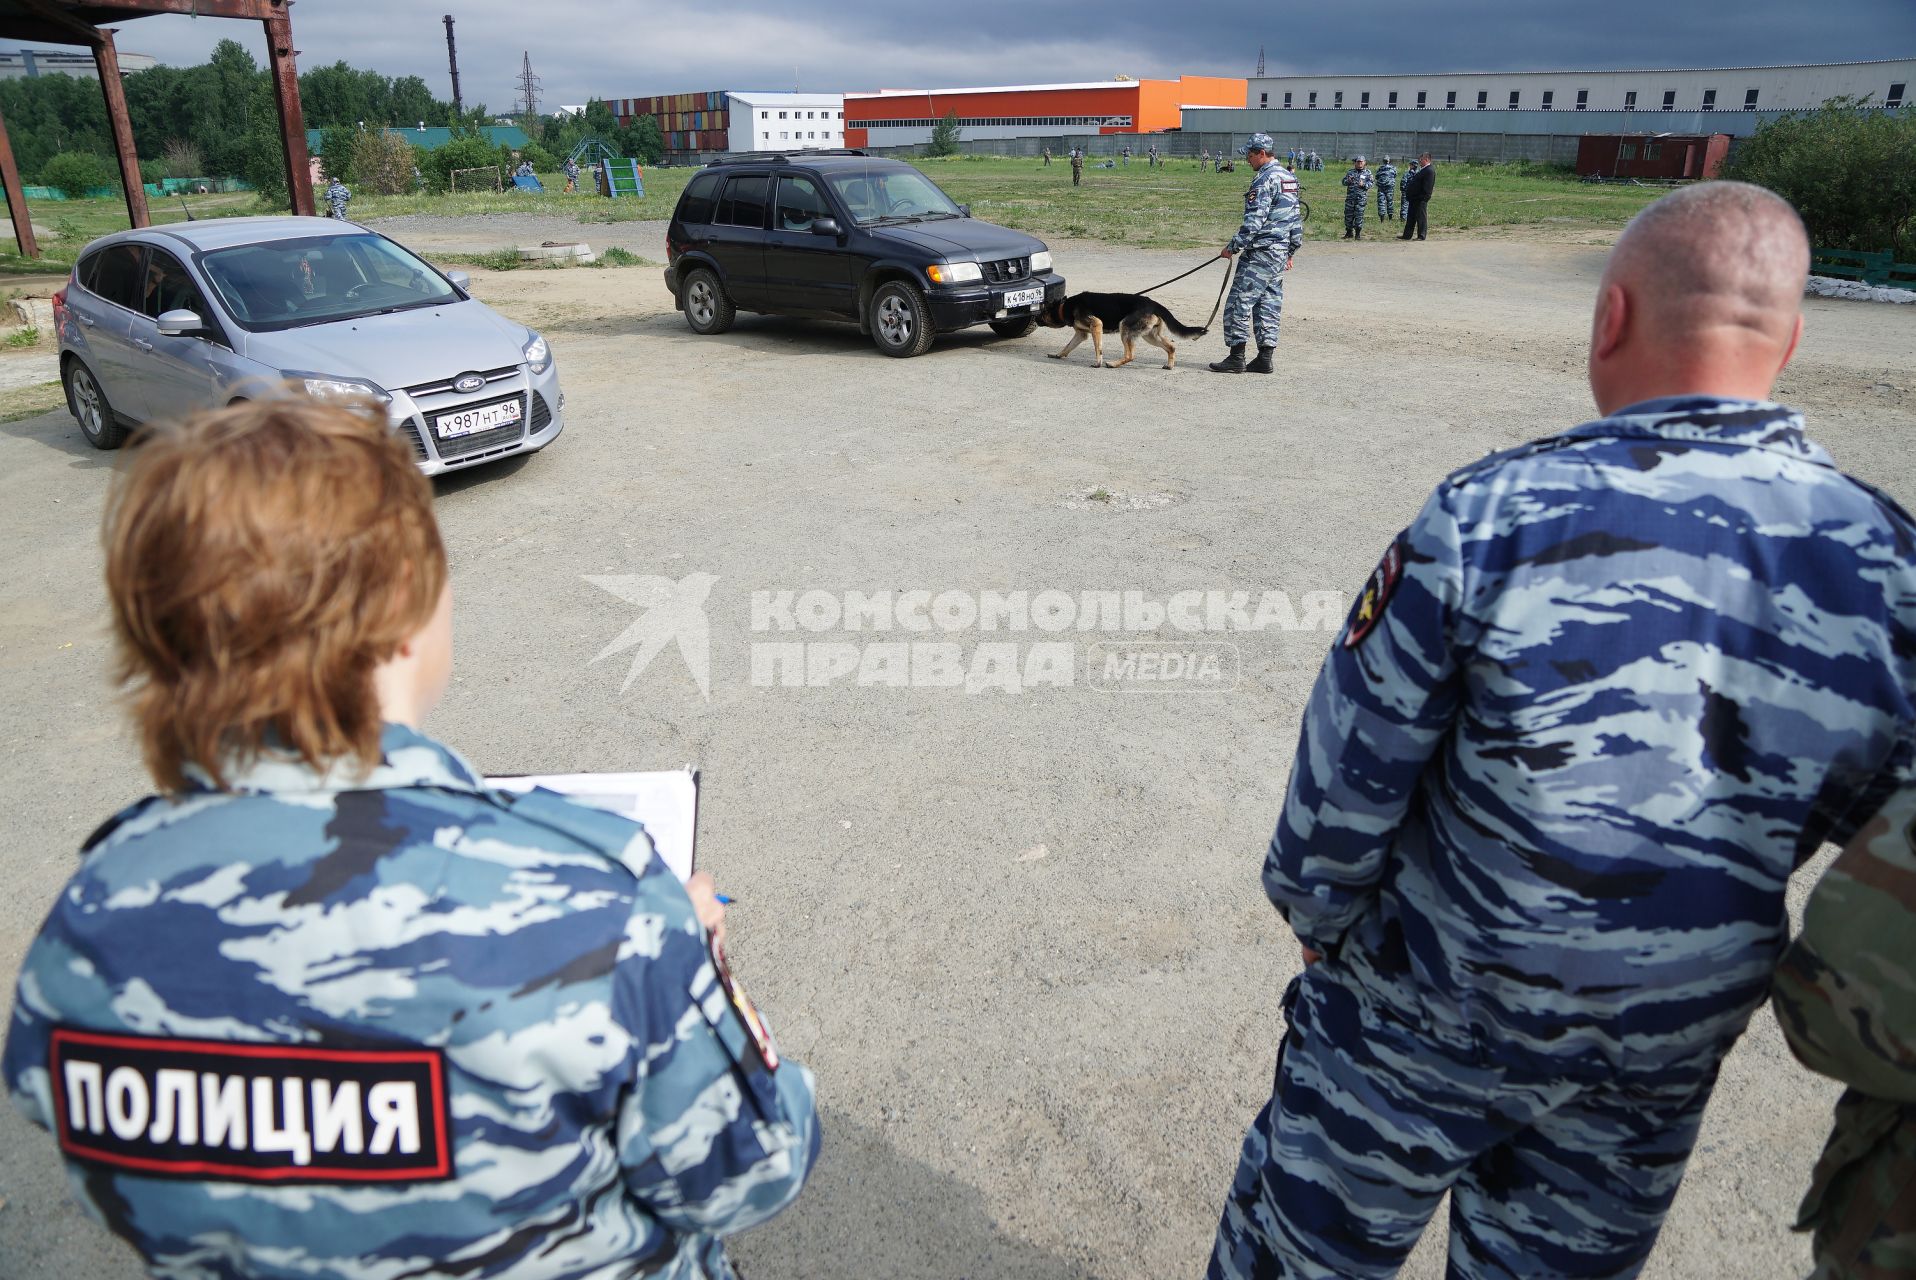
[844,77,1247,148]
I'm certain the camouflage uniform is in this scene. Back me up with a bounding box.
[4,724,820,1279]
[1374,160,1398,220]
[1222,152,1304,352]
[1341,163,1372,235]
[1399,163,1415,219]
[1773,780,1916,1280]
[1211,396,1916,1280]
[324,178,351,220]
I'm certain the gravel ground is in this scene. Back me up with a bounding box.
[1,215,1912,1279]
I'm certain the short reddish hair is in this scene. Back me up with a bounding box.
[104,399,446,792]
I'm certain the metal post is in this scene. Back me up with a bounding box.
[0,104,39,258]
[92,32,148,229]
[443,15,462,117]
[264,14,314,215]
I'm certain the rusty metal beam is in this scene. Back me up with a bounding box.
[264,13,312,216]
[92,31,148,228]
[0,104,39,259]
[11,0,105,43]
[64,0,289,19]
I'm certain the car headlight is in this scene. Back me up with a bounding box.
[523,331,550,373]
[925,261,983,285]
[1029,250,1053,273]
[289,373,390,404]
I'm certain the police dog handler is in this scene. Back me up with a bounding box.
[4,401,820,1279]
[1210,181,1916,1279]
[1211,131,1303,375]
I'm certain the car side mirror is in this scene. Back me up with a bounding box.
[958,203,971,217]
[446,269,472,291]
[155,309,204,337]
[810,218,841,237]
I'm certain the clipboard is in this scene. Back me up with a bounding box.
[486,767,700,882]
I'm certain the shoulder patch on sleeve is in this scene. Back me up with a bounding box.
[1343,539,1405,650]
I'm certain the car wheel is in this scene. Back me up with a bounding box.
[65,359,126,450]
[870,281,934,358]
[989,315,1038,339]
[683,267,735,335]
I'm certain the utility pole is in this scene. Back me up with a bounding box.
[516,51,541,126]
[443,15,462,118]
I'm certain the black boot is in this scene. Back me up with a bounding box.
[1246,347,1275,374]
[1209,343,1247,374]
[1356,227,1363,240]
[1343,229,1352,239]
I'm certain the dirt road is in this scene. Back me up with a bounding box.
[1,216,1910,1279]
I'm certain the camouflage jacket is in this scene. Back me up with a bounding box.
[1773,781,1916,1279]
[1375,163,1398,190]
[1228,160,1304,257]
[1341,167,1373,194]
[3,724,819,1279]
[1265,396,1916,1081]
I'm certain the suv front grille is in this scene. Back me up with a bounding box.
[981,256,1029,284]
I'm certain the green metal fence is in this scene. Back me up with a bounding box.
[1811,248,1916,288]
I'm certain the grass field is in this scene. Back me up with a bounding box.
[0,157,1664,274]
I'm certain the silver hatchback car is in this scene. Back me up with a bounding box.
[55,216,563,475]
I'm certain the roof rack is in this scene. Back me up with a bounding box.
[707,148,870,166]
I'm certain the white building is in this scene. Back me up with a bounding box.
[0,46,157,79]
[1245,58,1912,116]
[727,92,847,152]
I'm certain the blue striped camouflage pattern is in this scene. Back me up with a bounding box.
[1341,166,1372,233]
[4,724,819,1279]
[1374,162,1397,219]
[1214,395,1916,1278]
[1223,161,1302,349]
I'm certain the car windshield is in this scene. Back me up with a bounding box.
[198,233,459,333]
[823,167,963,225]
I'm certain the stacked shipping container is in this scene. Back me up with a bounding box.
[607,90,731,159]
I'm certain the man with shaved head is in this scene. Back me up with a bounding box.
[1210,182,1916,1279]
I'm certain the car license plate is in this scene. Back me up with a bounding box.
[1003,286,1044,309]
[435,398,522,440]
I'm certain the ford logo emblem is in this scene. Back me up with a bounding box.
[453,372,485,394]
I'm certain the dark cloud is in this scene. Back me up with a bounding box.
[5,1,1910,109]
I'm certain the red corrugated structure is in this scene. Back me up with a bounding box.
[607,90,731,162]
[1575,133,1730,180]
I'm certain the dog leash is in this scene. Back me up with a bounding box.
[1136,255,1235,333]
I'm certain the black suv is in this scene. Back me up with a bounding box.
[663,151,1066,358]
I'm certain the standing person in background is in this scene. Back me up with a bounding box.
[1341,155,1373,239]
[1211,131,1303,375]
[1401,152,1435,240]
[1201,147,1213,171]
[1071,145,1084,186]
[1772,782,1916,1280]
[1374,155,1397,221]
[2,400,822,1280]
[563,154,581,192]
[1399,159,1416,228]
[1042,145,1052,166]
[323,175,351,220]
[1208,181,1916,1280]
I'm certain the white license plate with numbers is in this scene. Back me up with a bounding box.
[435,399,522,440]
[1003,286,1044,309]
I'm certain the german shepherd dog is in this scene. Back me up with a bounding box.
[1039,292,1208,369]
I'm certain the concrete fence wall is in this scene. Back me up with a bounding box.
[865,130,1602,166]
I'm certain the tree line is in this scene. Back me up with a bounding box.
[0,38,665,198]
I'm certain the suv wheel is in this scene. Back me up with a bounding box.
[989,315,1038,339]
[66,358,127,450]
[870,281,935,358]
[683,267,736,335]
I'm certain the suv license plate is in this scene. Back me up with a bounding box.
[1003,286,1044,309]
[435,399,522,440]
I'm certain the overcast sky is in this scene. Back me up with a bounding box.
[6,1,1912,110]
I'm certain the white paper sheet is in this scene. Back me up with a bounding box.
[486,770,699,882]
